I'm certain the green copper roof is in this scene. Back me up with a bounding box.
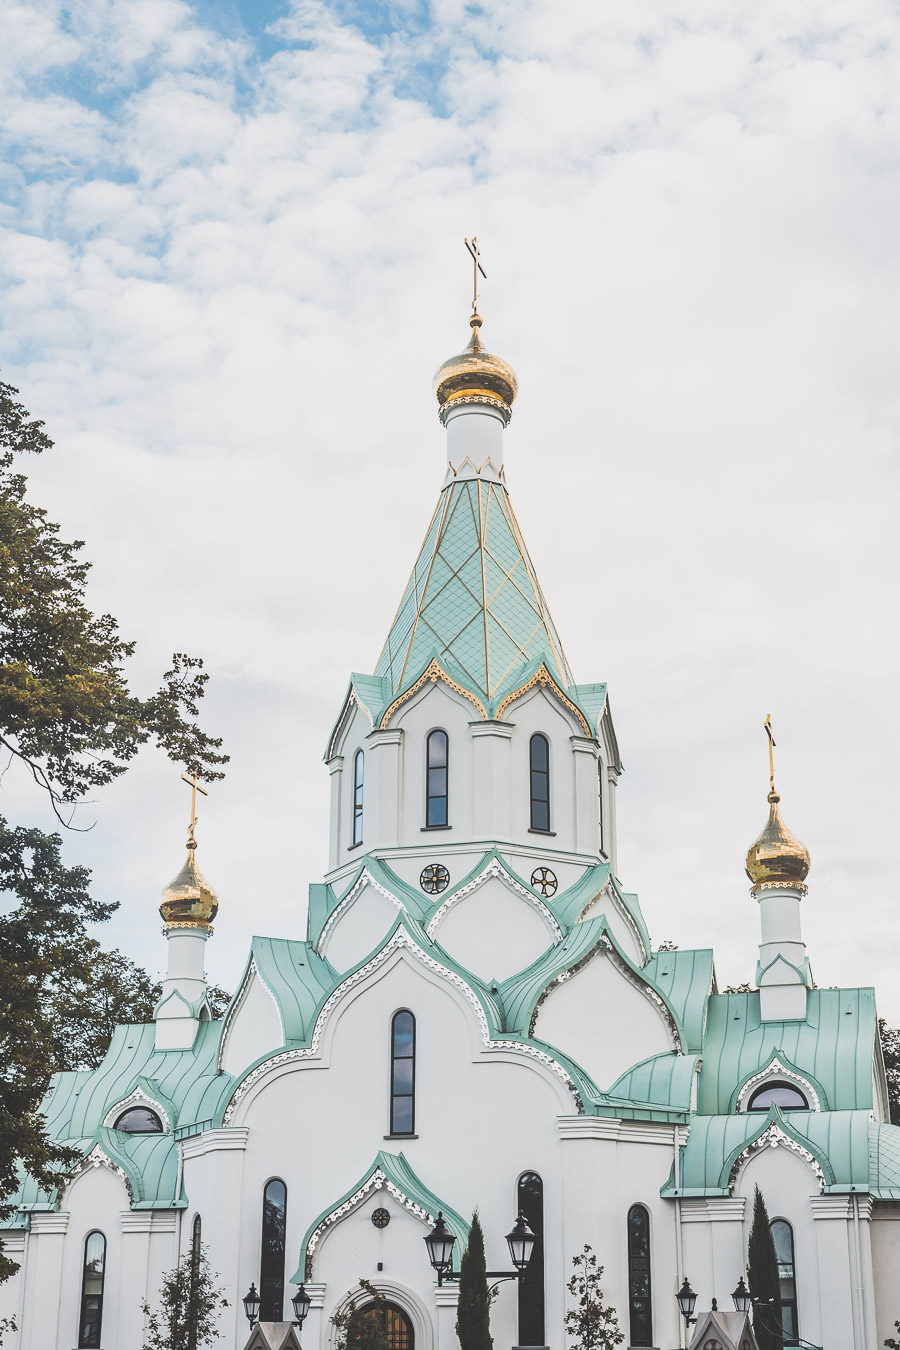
[375,479,574,703]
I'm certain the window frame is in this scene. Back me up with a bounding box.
[77,1230,106,1350]
[389,1009,416,1136]
[529,733,551,832]
[516,1172,545,1347]
[626,1203,653,1347]
[746,1081,809,1112]
[113,1105,164,1133]
[260,1177,288,1323]
[352,749,364,847]
[425,729,449,829]
[770,1217,799,1343]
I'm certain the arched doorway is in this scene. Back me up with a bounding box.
[362,1301,414,1350]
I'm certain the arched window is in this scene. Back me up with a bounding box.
[529,734,550,832]
[78,1231,106,1349]
[747,1081,808,1111]
[598,759,604,852]
[426,730,449,827]
[260,1179,287,1322]
[390,1010,415,1135]
[114,1106,163,1133]
[362,1301,414,1350]
[627,1204,652,1347]
[517,1173,544,1346]
[771,1219,799,1341]
[352,749,364,846]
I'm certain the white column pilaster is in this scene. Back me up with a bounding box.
[811,1196,857,1349]
[606,766,619,876]
[21,1213,68,1350]
[570,736,601,855]
[366,728,403,850]
[327,757,344,870]
[469,721,513,841]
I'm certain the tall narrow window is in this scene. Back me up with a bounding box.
[260,1179,287,1322]
[78,1231,106,1349]
[627,1204,652,1347]
[598,760,604,852]
[771,1219,799,1343]
[426,730,449,827]
[530,734,550,832]
[189,1215,202,1350]
[352,749,364,846]
[390,1010,415,1134]
[517,1173,545,1346]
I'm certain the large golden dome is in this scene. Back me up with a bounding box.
[745,790,810,892]
[433,314,518,421]
[159,843,218,928]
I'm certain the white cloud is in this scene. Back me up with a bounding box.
[0,0,898,1017]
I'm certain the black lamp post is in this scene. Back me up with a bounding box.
[676,1277,698,1326]
[424,1210,536,1289]
[242,1282,262,1328]
[291,1283,313,1328]
[731,1276,752,1314]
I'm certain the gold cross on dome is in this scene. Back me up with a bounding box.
[181,771,209,848]
[764,714,776,795]
[465,237,487,314]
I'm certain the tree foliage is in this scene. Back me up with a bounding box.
[331,1279,389,1350]
[141,1243,228,1350]
[879,1019,900,1125]
[885,1319,900,1349]
[563,1245,623,1350]
[0,377,226,1278]
[747,1186,783,1350]
[456,1211,493,1350]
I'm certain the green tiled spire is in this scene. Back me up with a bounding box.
[376,479,573,701]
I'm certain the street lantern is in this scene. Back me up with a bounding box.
[732,1276,752,1314]
[505,1212,536,1272]
[676,1278,698,1324]
[242,1282,262,1327]
[292,1283,312,1326]
[424,1212,457,1280]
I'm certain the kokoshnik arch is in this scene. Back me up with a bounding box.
[2,285,899,1350]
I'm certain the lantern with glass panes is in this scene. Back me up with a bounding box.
[423,1210,535,1289]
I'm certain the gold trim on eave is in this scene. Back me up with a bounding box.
[495,665,591,736]
[379,658,488,728]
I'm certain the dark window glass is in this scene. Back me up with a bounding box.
[771,1219,799,1342]
[260,1179,287,1322]
[627,1204,652,1347]
[78,1231,106,1349]
[517,1173,544,1346]
[530,735,550,832]
[598,761,604,852]
[426,731,448,827]
[114,1106,163,1133]
[747,1082,808,1111]
[352,750,364,846]
[362,1302,414,1350]
[391,1011,415,1135]
[189,1215,202,1350]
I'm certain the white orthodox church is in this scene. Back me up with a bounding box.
[2,307,899,1350]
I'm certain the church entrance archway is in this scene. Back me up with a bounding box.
[362,1301,414,1350]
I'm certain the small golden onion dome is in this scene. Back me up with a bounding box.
[433,314,518,419]
[745,790,811,891]
[159,843,218,928]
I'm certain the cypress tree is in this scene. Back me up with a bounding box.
[456,1211,492,1350]
[747,1186,783,1350]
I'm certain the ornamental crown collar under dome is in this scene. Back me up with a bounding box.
[433,313,518,423]
[745,789,811,893]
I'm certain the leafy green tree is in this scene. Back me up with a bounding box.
[141,1243,228,1349]
[879,1019,900,1125]
[0,377,226,1279]
[331,1279,389,1350]
[747,1186,783,1350]
[563,1245,623,1350]
[456,1211,492,1350]
[885,1319,900,1348]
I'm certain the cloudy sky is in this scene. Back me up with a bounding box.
[2,0,899,1017]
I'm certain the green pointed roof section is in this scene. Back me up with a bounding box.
[376,479,574,703]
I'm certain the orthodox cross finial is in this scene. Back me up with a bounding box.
[181,771,208,850]
[464,237,487,316]
[764,714,777,799]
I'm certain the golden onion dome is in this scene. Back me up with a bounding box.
[433,313,518,421]
[159,843,218,928]
[745,790,811,892]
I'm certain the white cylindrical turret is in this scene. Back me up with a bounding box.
[433,311,516,486]
[746,784,811,1022]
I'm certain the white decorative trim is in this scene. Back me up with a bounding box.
[65,1144,134,1203]
[729,1124,825,1193]
[317,870,407,954]
[217,958,284,1071]
[679,1197,746,1223]
[224,928,583,1122]
[810,1196,853,1220]
[180,1127,249,1161]
[425,857,562,942]
[735,1057,821,1113]
[28,1213,69,1235]
[305,1169,435,1277]
[103,1087,171,1134]
[327,688,374,762]
[120,1211,177,1234]
[581,880,648,963]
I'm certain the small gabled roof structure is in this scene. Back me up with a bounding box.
[240,1324,303,1350]
[688,1308,758,1350]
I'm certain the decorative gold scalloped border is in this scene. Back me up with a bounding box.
[379,658,488,728]
[495,664,591,736]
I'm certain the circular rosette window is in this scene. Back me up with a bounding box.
[420,863,450,894]
[372,1207,391,1228]
[530,866,558,897]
